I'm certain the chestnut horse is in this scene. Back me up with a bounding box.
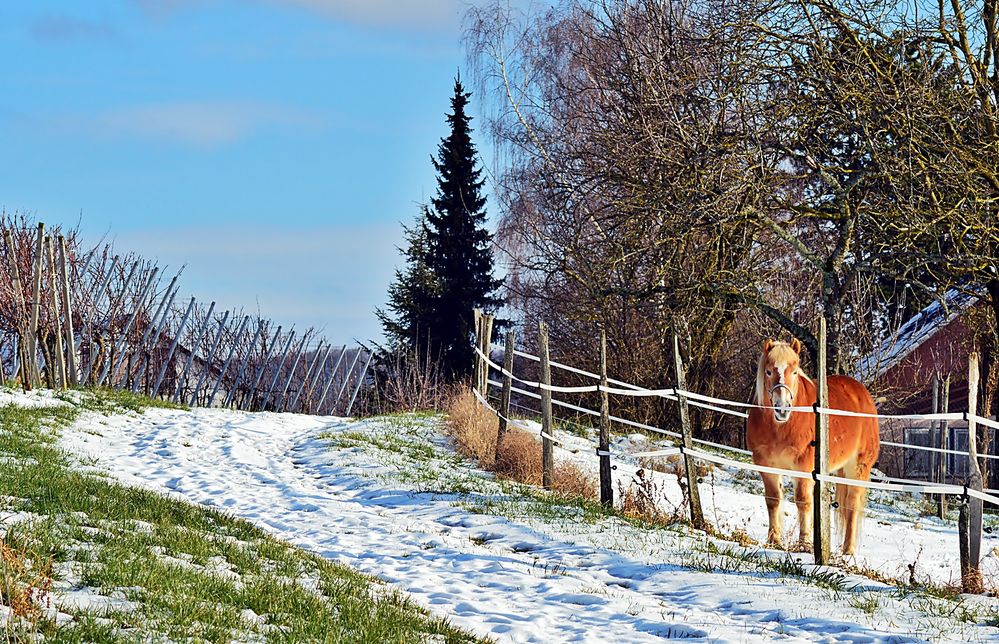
[746,339,880,554]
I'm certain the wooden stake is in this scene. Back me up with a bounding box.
[315,345,348,414]
[599,329,613,508]
[332,347,363,414]
[151,297,196,398]
[496,329,515,463]
[813,317,832,565]
[3,229,30,389]
[206,314,252,407]
[673,333,705,530]
[939,375,951,518]
[961,353,984,593]
[346,351,373,416]
[57,236,78,385]
[45,235,67,389]
[539,321,554,490]
[473,308,482,390]
[481,314,494,394]
[28,222,45,387]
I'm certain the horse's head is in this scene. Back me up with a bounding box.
[757,339,806,424]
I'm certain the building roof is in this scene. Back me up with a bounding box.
[855,289,978,380]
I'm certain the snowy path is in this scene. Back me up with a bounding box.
[62,407,999,643]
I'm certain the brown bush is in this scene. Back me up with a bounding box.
[446,389,596,501]
[445,388,498,467]
[495,428,543,484]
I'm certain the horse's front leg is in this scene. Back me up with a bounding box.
[761,473,783,547]
[794,476,814,549]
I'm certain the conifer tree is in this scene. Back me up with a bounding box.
[378,76,502,380]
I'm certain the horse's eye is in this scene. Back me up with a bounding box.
[766,369,772,377]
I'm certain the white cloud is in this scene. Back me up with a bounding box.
[89,101,326,147]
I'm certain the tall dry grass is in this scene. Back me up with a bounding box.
[445,389,596,500]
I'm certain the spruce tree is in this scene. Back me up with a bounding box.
[378,76,502,380]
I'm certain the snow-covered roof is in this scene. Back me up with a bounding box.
[856,289,978,380]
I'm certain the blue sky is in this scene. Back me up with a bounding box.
[1,0,501,344]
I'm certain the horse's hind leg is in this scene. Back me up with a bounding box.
[761,473,784,547]
[839,459,870,555]
[794,476,814,548]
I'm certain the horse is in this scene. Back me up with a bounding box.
[746,339,880,555]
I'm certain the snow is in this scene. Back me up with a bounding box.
[46,400,999,643]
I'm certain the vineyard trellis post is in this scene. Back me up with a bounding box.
[332,347,362,414]
[57,235,78,386]
[45,235,67,389]
[315,345,347,414]
[130,272,181,391]
[184,309,229,405]
[813,317,832,565]
[960,353,984,593]
[274,332,310,411]
[28,222,45,387]
[291,341,327,413]
[260,328,296,411]
[496,329,515,463]
[346,350,373,416]
[78,255,121,386]
[539,321,554,490]
[598,329,612,508]
[673,333,704,530]
[228,320,272,407]
[151,296,195,398]
[100,266,159,387]
[4,229,30,389]
[208,314,253,407]
[174,302,216,403]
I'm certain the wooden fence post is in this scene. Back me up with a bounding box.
[28,222,45,387]
[599,329,613,508]
[473,308,482,391]
[45,235,67,389]
[539,321,554,490]
[4,228,31,389]
[813,317,832,565]
[495,329,515,463]
[960,353,984,593]
[57,236,78,385]
[673,333,705,530]
[939,375,951,519]
[481,314,494,394]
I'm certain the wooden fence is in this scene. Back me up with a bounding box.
[0,219,373,416]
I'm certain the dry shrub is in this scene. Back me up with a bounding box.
[619,469,686,527]
[447,389,597,501]
[445,388,498,467]
[552,463,597,500]
[495,428,542,484]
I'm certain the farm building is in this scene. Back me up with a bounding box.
[857,290,997,487]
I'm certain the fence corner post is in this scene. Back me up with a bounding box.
[673,333,704,531]
[496,329,515,464]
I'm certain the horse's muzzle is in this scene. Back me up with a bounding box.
[773,408,792,423]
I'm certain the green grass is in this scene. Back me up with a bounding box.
[0,388,483,643]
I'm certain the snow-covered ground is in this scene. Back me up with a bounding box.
[55,400,999,642]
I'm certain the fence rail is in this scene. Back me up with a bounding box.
[0,219,373,416]
[471,314,997,592]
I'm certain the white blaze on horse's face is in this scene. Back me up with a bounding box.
[761,340,803,424]
[769,359,796,423]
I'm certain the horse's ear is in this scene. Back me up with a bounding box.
[763,339,775,355]
[790,338,802,355]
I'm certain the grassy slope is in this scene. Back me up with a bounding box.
[0,388,481,643]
